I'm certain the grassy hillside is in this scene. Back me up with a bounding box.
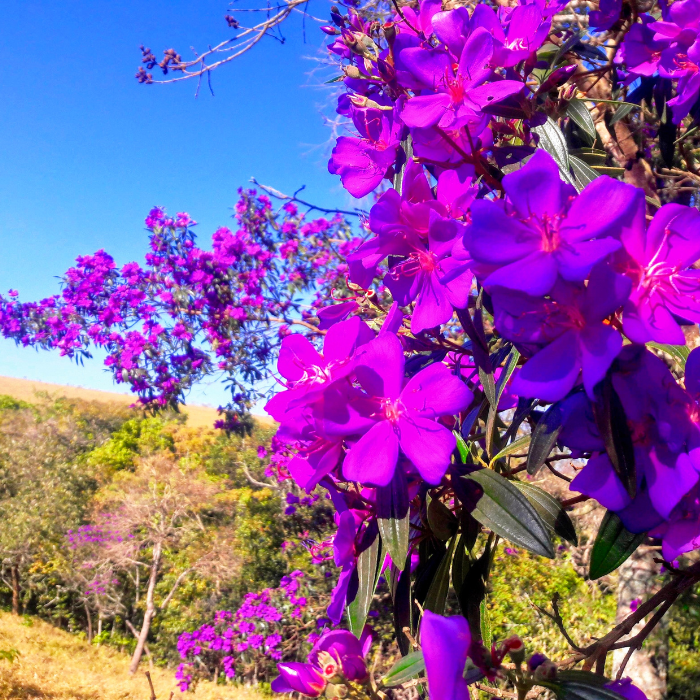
[0,375,274,429]
[0,613,261,700]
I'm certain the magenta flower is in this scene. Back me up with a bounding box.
[421,610,472,700]
[619,202,700,344]
[605,678,649,700]
[271,629,370,696]
[398,28,524,131]
[492,264,631,401]
[328,100,404,198]
[342,333,473,485]
[265,316,374,422]
[469,150,639,296]
[384,212,472,333]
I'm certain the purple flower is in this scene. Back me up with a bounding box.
[265,316,374,422]
[328,99,405,198]
[384,212,472,333]
[589,0,622,30]
[271,663,326,697]
[605,678,649,700]
[342,333,473,485]
[468,150,638,296]
[492,264,631,401]
[398,28,524,131]
[421,611,471,700]
[618,202,700,344]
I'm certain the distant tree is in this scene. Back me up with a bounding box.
[0,396,127,615]
[72,454,239,673]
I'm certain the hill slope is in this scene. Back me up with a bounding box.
[0,612,259,700]
[0,375,227,429]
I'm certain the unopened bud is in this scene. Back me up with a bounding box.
[321,25,340,35]
[504,636,525,665]
[527,652,548,673]
[343,64,362,79]
[382,21,396,44]
[533,660,557,682]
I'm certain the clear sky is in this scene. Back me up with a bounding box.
[0,0,350,407]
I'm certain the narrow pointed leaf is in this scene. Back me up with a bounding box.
[567,99,597,143]
[452,534,470,595]
[647,342,690,370]
[381,651,425,687]
[427,492,459,541]
[347,522,383,636]
[424,536,457,614]
[489,434,531,467]
[527,401,564,475]
[514,482,578,545]
[377,468,410,566]
[480,598,492,648]
[589,510,645,580]
[465,469,555,558]
[570,155,600,189]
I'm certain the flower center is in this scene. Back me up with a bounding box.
[532,213,565,253]
[381,398,405,423]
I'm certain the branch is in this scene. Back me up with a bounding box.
[250,178,364,218]
[159,568,192,612]
[241,462,279,490]
[267,316,326,335]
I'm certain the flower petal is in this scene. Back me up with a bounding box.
[343,420,399,486]
[398,414,455,484]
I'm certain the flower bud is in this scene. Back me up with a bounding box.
[533,660,557,682]
[504,636,525,666]
[321,25,340,35]
[527,652,548,673]
[343,65,362,79]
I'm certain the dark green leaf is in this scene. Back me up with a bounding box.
[424,536,457,614]
[457,546,489,641]
[567,99,597,144]
[570,155,600,190]
[479,366,497,408]
[544,670,629,700]
[455,431,470,463]
[451,534,470,595]
[381,651,425,687]
[324,75,345,84]
[377,468,410,566]
[347,522,383,636]
[427,492,459,541]
[489,434,530,467]
[533,118,577,187]
[589,510,645,580]
[465,470,555,558]
[609,102,635,125]
[514,482,578,545]
[390,556,413,655]
[393,136,413,195]
[414,541,446,607]
[495,348,520,406]
[527,401,564,475]
[592,377,636,498]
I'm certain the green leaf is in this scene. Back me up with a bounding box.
[381,651,425,687]
[567,99,597,144]
[570,147,608,166]
[570,155,600,189]
[465,469,555,558]
[427,492,459,541]
[479,366,497,407]
[377,468,410,567]
[455,431,470,464]
[533,118,577,188]
[527,401,564,475]
[592,377,636,498]
[393,136,413,195]
[489,434,531,467]
[324,75,345,84]
[609,102,635,125]
[495,348,520,406]
[589,510,646,580]
[347,524,383,636]
[451,534,470,595]
[648,342,690,370]
[424,536,457,614]
[545,670,630,700]
[514,482,578,545]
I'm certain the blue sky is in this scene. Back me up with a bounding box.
[0,0,349,407]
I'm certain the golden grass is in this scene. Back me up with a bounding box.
[0,613,263,700]
[0,375,274,429]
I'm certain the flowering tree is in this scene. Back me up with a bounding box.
[8,0,700,697]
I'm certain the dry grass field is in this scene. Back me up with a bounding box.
[0,375,273,429]
[0,613,263,700]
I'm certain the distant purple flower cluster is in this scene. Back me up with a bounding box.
[0,193,354,421]
[66,516,131,549]
[175,571,323,691]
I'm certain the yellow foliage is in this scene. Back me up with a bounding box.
[0,612,265,700]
